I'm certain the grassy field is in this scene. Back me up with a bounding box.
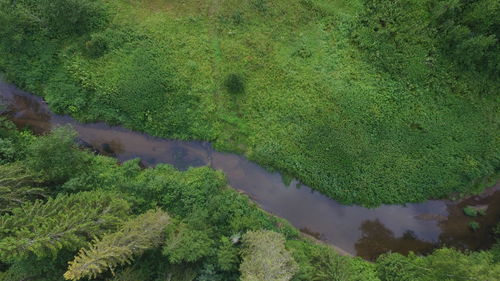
[0,0,498,206]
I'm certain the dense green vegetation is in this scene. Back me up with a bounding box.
[0,0,499,278]
[0,0,498,206]
[1,118,499,280]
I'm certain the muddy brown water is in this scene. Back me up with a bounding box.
[1,82,498,260]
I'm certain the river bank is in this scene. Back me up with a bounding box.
[1,81,498,260]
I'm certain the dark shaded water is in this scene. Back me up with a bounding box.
[1,82,498,260]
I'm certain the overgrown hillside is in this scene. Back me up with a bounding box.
[0,0,498,206]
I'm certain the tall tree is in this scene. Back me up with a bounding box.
[0,163,45,214]
[64,208,170,281]
[0,191,130,261]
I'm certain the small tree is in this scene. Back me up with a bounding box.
[26,126,89,184]
[240,230,297,281]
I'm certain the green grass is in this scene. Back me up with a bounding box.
[0,0,498,206]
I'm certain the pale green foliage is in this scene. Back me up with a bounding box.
[0,191,130,261]
[376,248,500,281]
[0,163,45,213]
[240,230,297,281]
[64,208,170,281]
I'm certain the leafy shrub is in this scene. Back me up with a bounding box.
[287,240,362,281]
[85,33,109,58]
[463,206,478,217]
[93,43,199,137]
[376,253,421,281]
[84,26,146,58]
[469,221,480,231]
[34,0,109,37]
[293,45,312,58]
[252,0,268,13]
[26,126,90,184]
[225,74,245,95]
[162,222,214,264]
[232,12,244,25]
[0,139,16,164]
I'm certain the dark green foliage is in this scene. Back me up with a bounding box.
[0,0,108,93]
[376,253,421,281]
[1,108,499,281]
[0,164,45,213]
[83,26,144,58]
[162,222,214,264]
[85,33,109,58]
[0,1,42,53]
[105,267,148,281]
[288,240,379,281]
[463,206,478,217]
[431,0,500,76]
[252,0,268,13]
[26,126,91,184]
[469,221,480,231]
[18,0,109,37]
[105,45,198,137]
[492,223,500,263]
[0,117,33,163]
[0,0,499,279]
[0,250,76,281]
[354,0,434,77]
[216,236,240,271]
[354,0,500,79]
[0,191,130,261]
[0,139,15,165]
[225,74,245,95]
[1,0,498,207]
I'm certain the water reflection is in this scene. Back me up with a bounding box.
[354,189,500,260]
[355,220,434,260]
[0,85,52,134]
[437,190,500,250]
[0,81,498,259]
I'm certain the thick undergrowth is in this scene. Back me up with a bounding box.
[0,0,498,206]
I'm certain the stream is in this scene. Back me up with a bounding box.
[1,81,498,260]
